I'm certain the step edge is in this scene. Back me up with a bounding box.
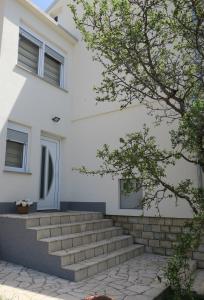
[51,235,133,257]
[40,227,123,242]
[63,244,144,271]
[29,219,112,230]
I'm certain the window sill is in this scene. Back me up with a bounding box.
[15,64,68,93]
[4,169,32,175]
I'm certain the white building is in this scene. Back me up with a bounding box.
[0,0,199,218]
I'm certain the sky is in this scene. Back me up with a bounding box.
[31,0,54,11]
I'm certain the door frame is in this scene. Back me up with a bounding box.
[37,136,60,210]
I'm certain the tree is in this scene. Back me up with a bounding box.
[69,0,204,214]
[69,0,204,296]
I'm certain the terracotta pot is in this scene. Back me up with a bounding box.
[17,205,29,214]
[84,296,113,300]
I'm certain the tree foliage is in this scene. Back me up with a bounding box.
[165,214,204,299]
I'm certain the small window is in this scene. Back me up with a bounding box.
[120,179,143,209]
[5,141,24,168]
[18,28,42,74]
[5,125,29,172]
[44,46,64,88]
[44,53,61,86]
[17,28,65,88]
[18,35,39,74]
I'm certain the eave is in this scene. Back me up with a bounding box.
[16,0,78,45]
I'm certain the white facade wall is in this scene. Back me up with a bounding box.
[49,0,198,218]
[0,0,198,217]
[0,0,74,206]
[0,0,5,55]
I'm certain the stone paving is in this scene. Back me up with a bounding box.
[192,270,204,296]
[0,254,168,300]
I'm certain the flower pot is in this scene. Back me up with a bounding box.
[17,205,29,214]
[85,296,113,300]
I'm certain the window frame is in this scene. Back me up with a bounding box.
[43,47,64,87]
[4,123,30,173]
[119,178,143,210]
[18,26,65,89]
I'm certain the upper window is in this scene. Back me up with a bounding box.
[18,35,39,74]
[44,46,64,87]
[18,28,65,88]
[5,123,29,172]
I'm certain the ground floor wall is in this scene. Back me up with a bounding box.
[0,122,72,213]
[108,215,204,269]
[70,104,199,218]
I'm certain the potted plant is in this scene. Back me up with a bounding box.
[85,296,113,300]
[16,199,33,214]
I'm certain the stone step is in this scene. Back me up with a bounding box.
[192,270,204,296]
[189,259,197,273]
[198,244,204,252]
[63,244,144,281]
[29,219,113,240]
[26,211,103,228]
[52,235,133,266]
[40,227,123,252]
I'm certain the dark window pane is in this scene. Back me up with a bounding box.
[18,35,39,74]
[5,141,24,168]
[47,153,54,195]
[44,53,61,86]
[40,146,46,199]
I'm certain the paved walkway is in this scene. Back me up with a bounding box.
[0,254,168,300]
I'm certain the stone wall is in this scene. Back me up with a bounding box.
[108,215,204,269]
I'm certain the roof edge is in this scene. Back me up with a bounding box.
[46,0,59,13]
[16,0,78,45]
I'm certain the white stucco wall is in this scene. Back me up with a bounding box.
[48,1,198,218]
[0,0,74,205]
[0,0,5,55]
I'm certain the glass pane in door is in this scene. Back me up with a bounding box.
[40,146,46,199]
[47,152,54,195]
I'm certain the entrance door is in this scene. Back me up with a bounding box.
[38,137,60,210]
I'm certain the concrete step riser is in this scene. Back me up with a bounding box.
[73,246,144,281]
[26,212,103,228]
[61,236,133,266]
[48,228,123,253]
[36,219,113,240]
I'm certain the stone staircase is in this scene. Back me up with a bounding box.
[0,211,144,281]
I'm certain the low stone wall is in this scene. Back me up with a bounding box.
[108,215,204,269]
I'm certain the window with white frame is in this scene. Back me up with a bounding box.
[18,27,65,88]
[5,123,29,172]
[119,179,143,209]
